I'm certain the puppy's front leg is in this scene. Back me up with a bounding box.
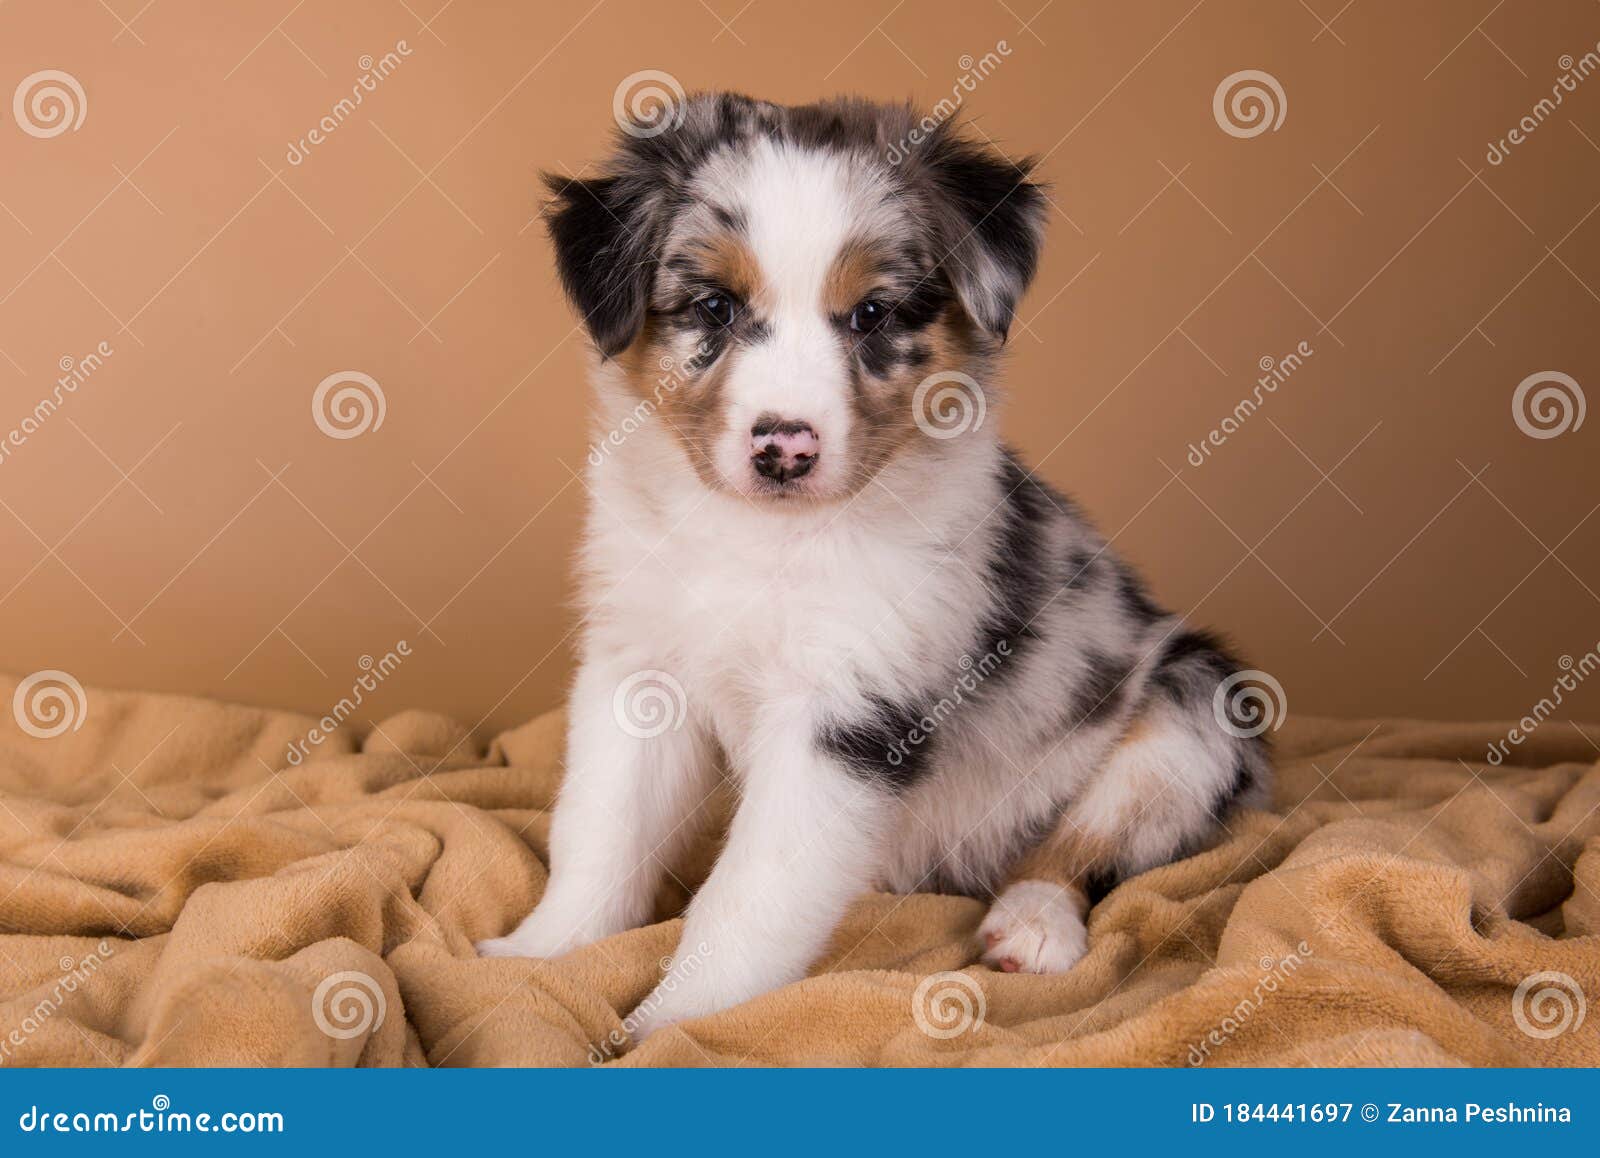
[478,653,714,959]
[627,729,892,1040]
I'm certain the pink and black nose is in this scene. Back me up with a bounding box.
[750,417,819,483]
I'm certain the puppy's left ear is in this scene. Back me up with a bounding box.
[920,131,1048,341]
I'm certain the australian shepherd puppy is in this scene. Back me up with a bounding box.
[478,93,1272,1041]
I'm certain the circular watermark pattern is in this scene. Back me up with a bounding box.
[912,371,986,440]
[1212,669,1287,738]
[1512,371,1584,440]
[1213,69,1287,139]
[613,70,686,139]
[612,669,688,739]
[1511,971,1585,1039]
[12,669,88,739]
[312,370,386,439]
[911,971,986,1039]
[13,69,87,139]
[311,970,387,1040]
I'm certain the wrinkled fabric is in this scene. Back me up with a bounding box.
[1,673,1596,1067]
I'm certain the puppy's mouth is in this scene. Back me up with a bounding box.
[746,464,824,500]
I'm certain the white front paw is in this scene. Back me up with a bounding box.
[625,971,723,1044]
[475,934,545,958]
[624,999,678,1044]
[476,904,609,960]
[979,880,1089,974]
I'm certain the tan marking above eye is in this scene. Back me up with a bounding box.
[682,232,765,306]
[823,237,893,316]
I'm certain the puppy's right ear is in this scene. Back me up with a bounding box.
[542,172,658,358]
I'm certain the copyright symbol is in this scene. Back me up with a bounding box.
[1361,1104,1379,1122]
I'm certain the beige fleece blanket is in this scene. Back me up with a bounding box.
[0,671,1596,1067]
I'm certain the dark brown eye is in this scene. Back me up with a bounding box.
[694,293,737,328]
[849,299,888,333]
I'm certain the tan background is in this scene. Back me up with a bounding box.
[1,0,1597,740]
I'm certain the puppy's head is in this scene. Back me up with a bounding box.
[546,94,1047,503]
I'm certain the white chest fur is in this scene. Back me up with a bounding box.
[578,387,1002,755]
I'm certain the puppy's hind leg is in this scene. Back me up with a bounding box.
[980,688,1269,974]
[978,824,1099,975]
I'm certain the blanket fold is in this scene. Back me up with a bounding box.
[1,674,1595,1067]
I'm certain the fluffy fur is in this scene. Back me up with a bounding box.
[477,94,1272,1041]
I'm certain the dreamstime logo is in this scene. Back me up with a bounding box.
[587,941,713,1063]
[1512,371,1584,439]
[885,40,1013,164]
[286,40,413,165]
[886,641,1010,767]
[1511,971,1586,1040]
[612,670,687,739]
[0,940,115,1063]
[12,670,87,739]
[613,70,686,138]
[1487,46,1600,165]
[587,341,716,465]
[284,642,411,766]
[16,1094,283,1134]
[1187,340,1313,466]
[912,371,986,440]
[0,340,114,470]
[1487,645,1599,765]
[312,371,386,439]
[1212,69,1287,138]
[13,70,87,138]
[1187,942,1313,1065]
[911,971,986,1039]
[1212,669,1287,738]
[311,970,387,1040]
[589,354,684,466]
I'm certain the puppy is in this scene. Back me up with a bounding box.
[478,94,1272,1041]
